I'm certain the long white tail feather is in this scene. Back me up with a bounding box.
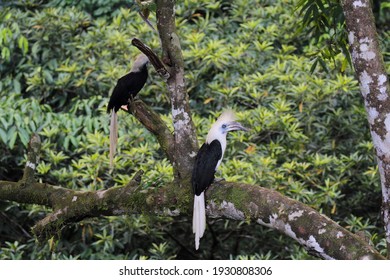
[109,109,118,169]
[193,193,206,250]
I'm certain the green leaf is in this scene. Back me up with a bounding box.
[18,35,28,55]
[1,47,10,61]
[318,57,329,73]
[8,127,17,149]
[43,70,53,84]
[18,127,29,147]
[13,79,21,94]
[0,128,7,144]
[310,58,318,74]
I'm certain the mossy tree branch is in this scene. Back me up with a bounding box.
[0,165,384,258]
[0,130,384,258]
[207,182,384,260]
[0,134,384,258]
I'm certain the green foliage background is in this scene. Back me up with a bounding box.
[0,0,389,259]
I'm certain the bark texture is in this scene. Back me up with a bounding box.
[156,0,198,183]
[341,0,390,257]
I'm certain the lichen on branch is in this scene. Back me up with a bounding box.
[341,0,390,258]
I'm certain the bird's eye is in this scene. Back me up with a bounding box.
[222,124,227,129]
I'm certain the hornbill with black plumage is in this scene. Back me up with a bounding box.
[192,110,248,250]
[107,53,149,168]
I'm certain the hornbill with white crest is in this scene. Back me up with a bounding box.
[107,53,149,168]
[192,110,249,250]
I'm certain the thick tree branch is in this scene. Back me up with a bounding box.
[1,170,174,240]
[0,132,383,258]
[31,171,149,240]
[156,0,198,182]
[341,0,390,258]
[0,177,384,259]
[207,182,384,260]
[128,99,175,164]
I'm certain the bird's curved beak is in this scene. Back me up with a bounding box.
[227,121,249,132]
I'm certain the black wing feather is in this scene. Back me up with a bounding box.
[192,140,222,196]
[107,65,148,113]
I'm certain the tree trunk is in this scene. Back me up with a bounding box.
[156,0,198,183]
[341,0,390,258]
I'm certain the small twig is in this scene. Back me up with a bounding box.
[135,0,156,32]
[164,229,198,258]
[138,11,157,32]
[131,38,170,80]
[0,211,32,238]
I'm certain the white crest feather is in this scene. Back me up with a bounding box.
[216,109,236,123]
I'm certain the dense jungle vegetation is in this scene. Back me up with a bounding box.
[0,0,389,259]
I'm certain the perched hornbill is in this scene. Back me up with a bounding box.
[192,110,248,250]
[107,53,149,168]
